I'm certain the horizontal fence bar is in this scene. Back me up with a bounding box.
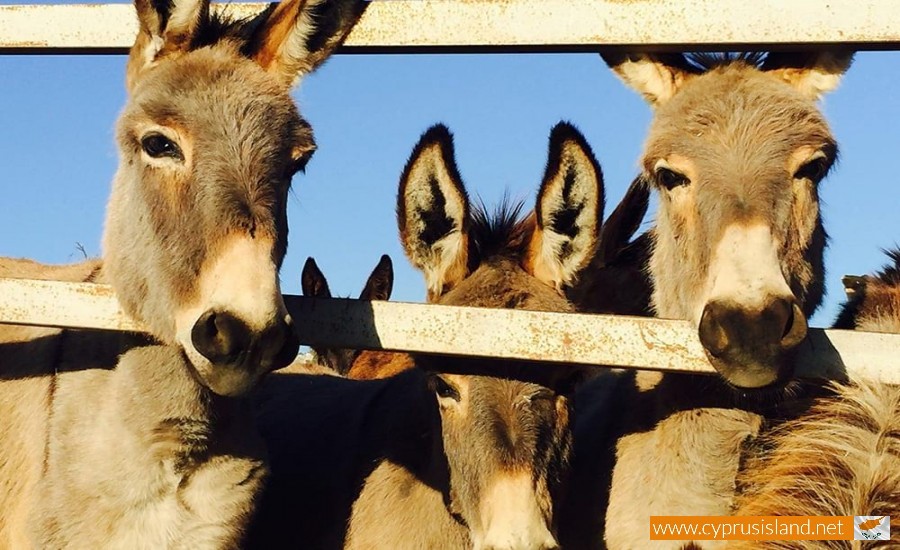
[1,277,898,384]
[2,1,900,55]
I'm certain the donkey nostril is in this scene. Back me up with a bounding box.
[191,310,252,365]
[698,304,729,356]
[780,301,808,349]
[778,300,795,339]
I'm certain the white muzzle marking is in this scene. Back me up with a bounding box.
[174,234,288,370]
[475,472,557,550]
[702,223,792,319]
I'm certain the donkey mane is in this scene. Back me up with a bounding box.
[469,195,531,263]
[194,12,261,48]
[191,1,362,61]
[684,52,768,71]
[670,51,846,75]
[733,381,900,548]
[874,247,900,285]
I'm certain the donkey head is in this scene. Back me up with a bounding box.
[103,0,368,396]
[397,123,602,550]
[834,249,900,333]
[301,255,394,374]
[605,51,852,388]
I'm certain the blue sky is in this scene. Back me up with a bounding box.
[2,9,899,327]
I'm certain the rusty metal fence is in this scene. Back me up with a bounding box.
[2,0,900,384]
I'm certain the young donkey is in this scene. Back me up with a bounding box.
[562,52,853,549]
[0,0,366,546]
[731,249,900,549]
[300,254,394,374]
[250,122,603,550]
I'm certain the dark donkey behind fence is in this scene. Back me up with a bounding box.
[249,122,606,550]
[0,0,368,546]
[561,51,854,550]
[300,254,394,375]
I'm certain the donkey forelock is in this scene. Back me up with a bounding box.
[104,0,369,396]
[607,51,852,388]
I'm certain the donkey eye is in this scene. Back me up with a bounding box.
[428,375,460,402]
[656,168,688,189]
[794,158,829,183]
[141,134,183,161]
[655,167,689,190]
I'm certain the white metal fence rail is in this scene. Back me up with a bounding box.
[2,1,899,385]
[1,278,898,384]
[2,1,900,54]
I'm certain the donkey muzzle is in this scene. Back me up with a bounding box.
[190,309,300,396]
[698,297,808,388]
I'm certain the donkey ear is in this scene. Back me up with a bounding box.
[527,122,604,290]
[360,255,394,302]
[127,0,208,89]
[601,53,699,105]
[301,257,332,298]
[248,0,369,87]
[597,175,650,265]
[398,125,470,301]
[760,51,854,100]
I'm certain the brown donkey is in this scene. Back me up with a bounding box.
[731,249,900,549]
[347,171,655,382]
[0,0,367,546]
[561,52,854,549]
[249,122,603,550]
[300,254,395,374]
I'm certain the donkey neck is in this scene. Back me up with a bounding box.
[340,369,470,547]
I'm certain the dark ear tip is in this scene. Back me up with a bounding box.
[402,123,455,181]
[302,256,318,273]
[630,174,652,200]
[600,52,626,67]
[548,121,591,155]
[547,121,600,181]
[301,257,322,296]
[378,254,393,269]
[549,120,583,141]
[417,123,454,151]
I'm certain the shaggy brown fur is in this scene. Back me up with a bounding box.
[733,381,899,549]
[560,51,853,550]
[249,122,604,549]
[0,0,367,547]
[732,250,900,549]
